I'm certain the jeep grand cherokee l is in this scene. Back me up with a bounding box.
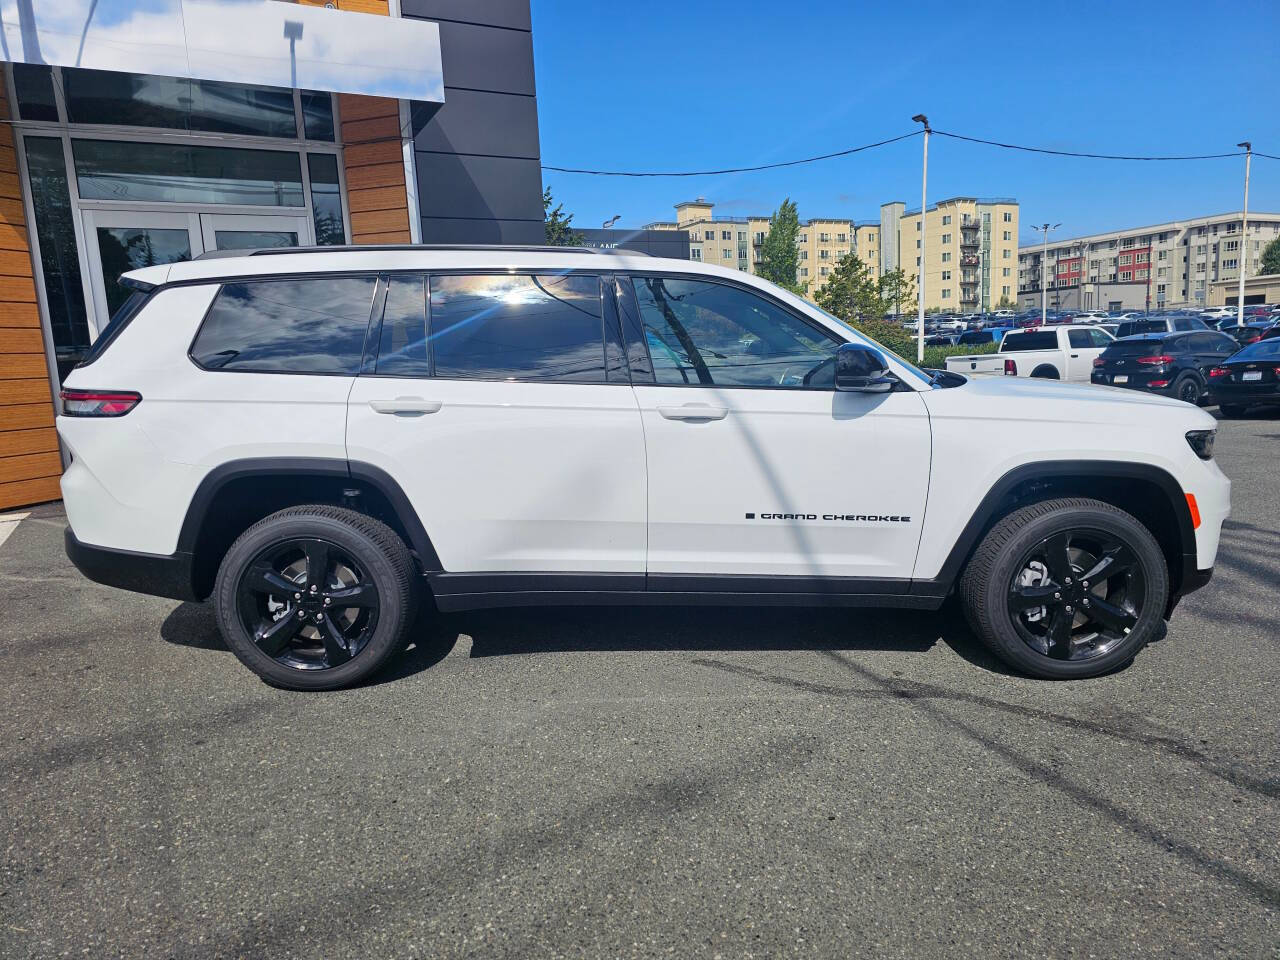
[59,246,1229,690]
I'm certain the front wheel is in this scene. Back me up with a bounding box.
[213,505,416,690]
[959,498,1169,679]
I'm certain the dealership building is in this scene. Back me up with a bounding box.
[0,0,542,510]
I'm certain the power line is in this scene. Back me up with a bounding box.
[929,129,1247,162]
[540,131,921,177]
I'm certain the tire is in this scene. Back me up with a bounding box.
[1030,365,1060,379]
[213,505,417,691]
[1173,374,1202,406]
[1218,403,1246,418]
[959,497,1169,680]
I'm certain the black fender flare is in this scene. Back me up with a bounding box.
[912,459,1197,598]
[176,457,442,571]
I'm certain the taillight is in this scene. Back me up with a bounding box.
[1209,367,1229,378]
[60,389,141,417]
[1004,358,1017,376]
[1093,357,1106,367]
[1136,355,1175,365]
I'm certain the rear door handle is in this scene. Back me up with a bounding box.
[657,403,728,422]
[368,398,442,415]
[1070,353,1080,358]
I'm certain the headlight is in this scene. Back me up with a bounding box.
[1185,429,1215,461]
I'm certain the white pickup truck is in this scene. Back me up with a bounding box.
[945,324,1115,381]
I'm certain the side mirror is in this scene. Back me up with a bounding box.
[835,343,894,393]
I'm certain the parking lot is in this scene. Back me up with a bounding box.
[2,415,1277,959]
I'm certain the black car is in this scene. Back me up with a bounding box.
[1114,315,1207,339]
[1091,330,1240,405]
[1208,337,1280,417]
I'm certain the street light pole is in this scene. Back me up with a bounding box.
[912,114,930,363]
[1031,223,1060,326]
[1235,141,1251,326]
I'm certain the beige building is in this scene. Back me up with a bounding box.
[647,196,1016,309]
[1207,273,1280,307]
[893,197,1020,313]
[1017,211,1280,312]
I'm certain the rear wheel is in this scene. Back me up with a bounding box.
[960,497,1168,679]
[1030,365,1060,379]
[214,505,416,690]
[1174,374,1202,406]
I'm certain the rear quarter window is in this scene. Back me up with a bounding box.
[191,275,377,374]
[1001,331,1058,351]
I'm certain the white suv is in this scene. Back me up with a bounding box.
[59,246,1230,690]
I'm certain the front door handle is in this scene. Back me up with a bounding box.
[1070,353,1080,358]
[368,397,442,415]
[658,403,728,421]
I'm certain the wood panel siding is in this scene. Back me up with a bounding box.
[0,73,61,510]
[300,0,414,245]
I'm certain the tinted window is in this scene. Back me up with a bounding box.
[958,330,993,345]
[192,277,377,373]
[631,277,840,387]
[430,274,607,382]
[1105,337,1168,356]
[1207,333,1238,353]
[1088,329,1113,347]
[1232,339,1280,360]
[375,275,429,376]
[1067,329,1093,348]
[1117,320,1166,338]
[1001,331,1058,351]
[13,64,58,121]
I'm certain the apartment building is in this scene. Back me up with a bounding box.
[893,198,1020,313]
[1017,211,1280,312]
[647,200,881,295]
[648,196,1017,309]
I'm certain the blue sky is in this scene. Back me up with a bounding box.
[531,0,1280,246]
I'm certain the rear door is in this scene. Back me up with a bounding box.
[345,272,647,576]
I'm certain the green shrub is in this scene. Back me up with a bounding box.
[847,320,1000,370]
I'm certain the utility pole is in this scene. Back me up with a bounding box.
[1031,222,1060,326]
[912,114,930,363]
[1235,141,1251,326]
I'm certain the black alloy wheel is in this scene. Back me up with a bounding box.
[236,538,380,670]
[1176,377,1201,405]
[1006,529,1145,662]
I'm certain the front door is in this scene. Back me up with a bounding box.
[620,274,932,583]
[82,210,311,332]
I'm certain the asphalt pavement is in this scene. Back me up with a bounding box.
[1,415,1277,959]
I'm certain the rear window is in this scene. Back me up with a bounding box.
[1116,320,1166,338]
[77,288,150,368]
[957,330,993,345]
[429,274,607,382]
[1232,339,1280,360]
[1001,331,1057,351]
[1105,337,1170,356]
[191,276,377,374]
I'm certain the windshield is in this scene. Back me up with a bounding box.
[807,302,934,386]
[1230,339,1280,360]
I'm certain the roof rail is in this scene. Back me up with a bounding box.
[193,243,651,261]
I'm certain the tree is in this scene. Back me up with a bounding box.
[994,294,1017,310]
[543,187,584,246]
[878,269,915,317]
[815,252,882,321]
[758,199,803,294]
[1260,236,1280,276]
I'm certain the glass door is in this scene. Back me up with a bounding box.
[199,213,312,253]
[81,210,203,332]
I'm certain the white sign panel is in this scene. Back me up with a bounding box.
[0,0,444,102]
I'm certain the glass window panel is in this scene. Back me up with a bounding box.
[213,230,298,251]
[95,227,192,317]
[22,137,89,382]
[62,68,297,138]
[630,277,839,388]
[73,140,305,206]
[13,64,58,122]
[375,275,429,377]
[306,153,346,245]
[191,277,377,374]
[300,91,336,141]
[429,274,606,382]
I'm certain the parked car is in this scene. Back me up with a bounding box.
[1112,312,1146,322]
[1090,330,1240,405]
[1225,321,1276,347]
[1208,337,1280,417]
[1115,315,1208,339]
[933,315,968,332]
[1075,311,1111,324]
[990,309,1015,321]
[1097,323,1120,338]
[925,332,960,346]
[58,246,1228,688]
[1201,306,1236,322]
[944,324,1114,381]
